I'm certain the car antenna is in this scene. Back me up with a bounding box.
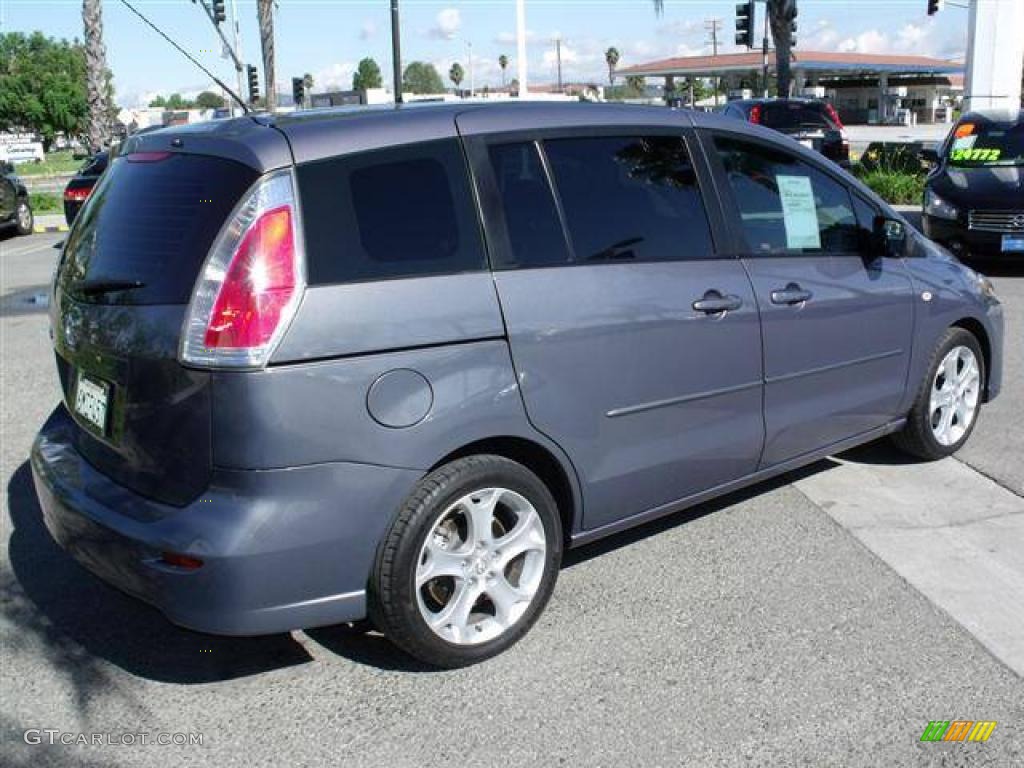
[117,0,250,115]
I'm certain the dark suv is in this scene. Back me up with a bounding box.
[921,109,1024,261]
[33,104,1002,667]
[722,97,850,167]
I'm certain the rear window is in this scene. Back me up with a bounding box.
[59,152,258,305]
[760,102,834,132]
[297,139,486,285]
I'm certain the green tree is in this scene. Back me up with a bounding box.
[352,57,382,91]
[604,47,620,86]
[448,62,464,93]
[195,90,225,109]
[164,93,193,109]
[498,54,509,86]
[149,94,168,108]
[0,32,89,150]
[625,75,645,94]
[402,61,444,94]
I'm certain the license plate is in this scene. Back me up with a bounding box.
[74,372,109,434]
[1002,234,1024,252]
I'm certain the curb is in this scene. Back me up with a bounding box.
[33,224,69,233]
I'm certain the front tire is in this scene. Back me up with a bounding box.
[14,201,33,236]
[371,455,563,668]
[892,327,984,460]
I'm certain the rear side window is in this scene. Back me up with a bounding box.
[714,136,860,254]
[59,152,258,305]
[486,142,571,269]
[543,135,715,263]
[298,139,485,285]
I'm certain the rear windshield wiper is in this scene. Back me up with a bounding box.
[72,278,146,296]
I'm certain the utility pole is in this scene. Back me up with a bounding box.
[467,40,474,97]
[230,0,245,114]
[516,0,528,96]
[705,17,723,105]
[555,37,563,92]
[391,0,403,103]
[762,6,770,97]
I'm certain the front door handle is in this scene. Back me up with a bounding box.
[770,283,813,306]
[692,291,743,314]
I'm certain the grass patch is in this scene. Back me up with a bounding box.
[851,167,925,206]
[29,192,61,213]
[15,151,82,177]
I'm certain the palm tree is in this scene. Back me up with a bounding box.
[498,54,509,87]
[257,0,276,109]
[605,47,620,86]
[449,62,465,95]
[82,0,108,152]
[767,0,797,97]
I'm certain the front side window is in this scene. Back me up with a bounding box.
[714,136,860,255]
[543,135,715,264]
[298,139,486,285]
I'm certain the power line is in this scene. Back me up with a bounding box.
[117,0,249,113]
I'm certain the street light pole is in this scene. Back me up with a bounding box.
[516,0,528,96]
[391,0,403,103]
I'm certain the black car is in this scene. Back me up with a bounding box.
[0,161,33,236]
[722,98,850,167]
[922,110,1024,262]
[63,151,109,225]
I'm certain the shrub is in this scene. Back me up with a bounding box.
[29,192,61,212]
[852,170,925,206]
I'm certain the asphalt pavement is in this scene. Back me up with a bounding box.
[1,231,1022,767]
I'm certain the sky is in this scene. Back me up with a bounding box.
[0,0,970,107]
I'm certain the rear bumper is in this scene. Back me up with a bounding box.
[922,214,1023,259]
[31,405,421,635]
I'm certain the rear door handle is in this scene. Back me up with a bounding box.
[692,291,743,315]
[770,283,813,305]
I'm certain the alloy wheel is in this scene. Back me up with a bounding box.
[929,345,981,446]
[415,487,547,645]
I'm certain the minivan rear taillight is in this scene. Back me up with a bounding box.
[181,170,304,368]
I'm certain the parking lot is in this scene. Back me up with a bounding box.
[2,230,1022,766]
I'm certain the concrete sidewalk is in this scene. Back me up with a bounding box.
[796,443,1024,677]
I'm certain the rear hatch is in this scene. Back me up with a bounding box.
[52,135,272,505]
[759,102,846,160]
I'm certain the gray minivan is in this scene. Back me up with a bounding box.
[32,103,1003,667]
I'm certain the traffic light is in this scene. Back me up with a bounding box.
[927,0,943,15]
[735,1,755,49]
[247,64,259,104]
[292,77,305,107]
[212,0,226,24]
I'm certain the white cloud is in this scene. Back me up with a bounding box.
[495,29,537,45]
[427,8,461,40]
[359,20,377,41]
[314,61,356,92]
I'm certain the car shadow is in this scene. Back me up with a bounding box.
[3,448,864,678]
[4,461,314,686]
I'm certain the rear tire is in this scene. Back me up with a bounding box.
[892,327,984,461]
[371,455,562,668]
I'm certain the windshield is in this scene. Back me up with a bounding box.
[947,121,1024,166]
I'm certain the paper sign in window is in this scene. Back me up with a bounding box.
[777,175,821,250]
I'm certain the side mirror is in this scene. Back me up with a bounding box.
[873,216,907,258]
[920,147,940,166]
